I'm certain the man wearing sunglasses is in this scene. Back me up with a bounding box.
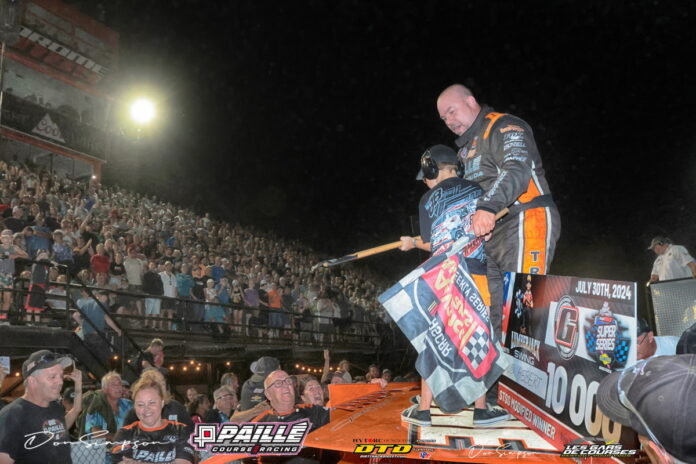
[0,350,80,464]
[251,370,329,432]
[597,354,696,464]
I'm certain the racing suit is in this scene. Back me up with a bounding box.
[455,106,561,337]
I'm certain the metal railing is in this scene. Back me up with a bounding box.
[3,275,386,351]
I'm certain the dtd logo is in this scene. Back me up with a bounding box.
[554,296,579,360]
[353,444,413,455]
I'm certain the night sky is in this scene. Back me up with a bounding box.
[82,1,695,294]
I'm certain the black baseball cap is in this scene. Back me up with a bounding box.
[416,145,459,180]
[637,317,651,336]
[596,354,696,462]
[22,350,72,378]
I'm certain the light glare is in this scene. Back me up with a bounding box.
[130,98,156,124]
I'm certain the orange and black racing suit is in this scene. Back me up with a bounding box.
[454,106,561,338]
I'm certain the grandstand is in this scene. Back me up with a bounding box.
[0,159,407,393]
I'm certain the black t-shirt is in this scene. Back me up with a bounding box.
[253,404,329,432]
[111,419,194,463]
[142,270,164,295]
[81,231,98,253]
[110,262,126,277]
[202,407,230,424]
[418,176,486,274]
[239,378,265,411]
[3,217,25,234]
[192,277,206,300]
[122,399,194,437]
[0,398,72,464]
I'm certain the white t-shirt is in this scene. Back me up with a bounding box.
[652,336,679,358]
[160,271,177,298]
[123,257,144,285]
[651,244,695,281]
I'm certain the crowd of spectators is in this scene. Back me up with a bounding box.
[0,159,394,344]
[0,347,411,464]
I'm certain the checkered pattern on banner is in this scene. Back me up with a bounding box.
[379,236,509,413]
[462,326,490,370]
[585,326,597,354]
[614,338,630,365]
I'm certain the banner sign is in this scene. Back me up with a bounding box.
[11,0,118,86]
[379,236,508,412]
[200,385,567,464]
[1,93,106,159]
[498,273,638,452]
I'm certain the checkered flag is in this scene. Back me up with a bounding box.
[379,236,509,412]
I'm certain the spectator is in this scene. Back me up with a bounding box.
[267,282,284,337]
[366,364,380,381]
[204,386,238,423]
[121,368,194,437]
[72,290,122,364]
[108,252,126,287]
[204,278,226,335]
[0,350,79,464]
[50,230,74,275]
[175,263,195,324]
[240,356,279,411]
[3,206,25,233]
[90,243,110,276]
[26,215,51,260]
[252,370,329,433]
[187,394,210,424]
[648,236,696,282]
[137,338,165,375]
[23,250,51,323]
[121,379,131,400]
[382,369,393,383]
[123,247,144,294]
[216,277,234,329]
[142,261,164,330]
[46,274,69,311]
[83,371,132,440]
[338,359,352,383]
[111,377,193,464]
[597,354,696,464]
[636,317,679,361]
[0,229,28,320]
[220,372,239,395]
[71,236,93,273]
[299,375,325,406]
[185,387,199,407]
[190,266,207,324]
[160,261,177,330]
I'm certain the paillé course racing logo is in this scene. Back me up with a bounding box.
[190,420,310,456]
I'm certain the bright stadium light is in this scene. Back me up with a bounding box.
[129,98,156,124]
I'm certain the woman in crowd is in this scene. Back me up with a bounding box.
[186,393,211,424]
[109,252,126,287]
[204,278,226,335]
[299,375,325,406]
[111,377,194,464]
